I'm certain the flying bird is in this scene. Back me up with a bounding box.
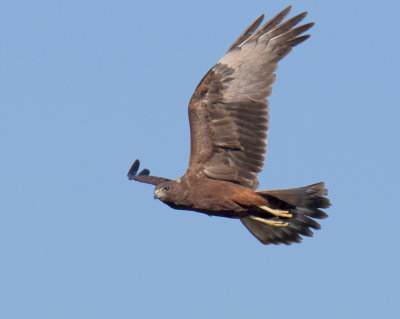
[128,6,331,245]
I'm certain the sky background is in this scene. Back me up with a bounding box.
[1,0,399,318]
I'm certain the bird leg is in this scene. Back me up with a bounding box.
[250,216,289,227]
[258,205,292,218]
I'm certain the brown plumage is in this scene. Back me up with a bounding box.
[128,6,331,245]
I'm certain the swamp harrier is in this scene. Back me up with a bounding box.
[128,6,330,245]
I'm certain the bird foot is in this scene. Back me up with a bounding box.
[258,205,292,218]
[250,216,289,227]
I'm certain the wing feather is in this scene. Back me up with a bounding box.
[225,14,265,54]
[186,7,313,189]
[127,159,171,186]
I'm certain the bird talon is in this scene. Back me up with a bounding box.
[250,216,289,227]
[258,205,292,218]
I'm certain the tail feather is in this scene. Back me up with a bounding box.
[260,182,330,209]
[240,182,331,245]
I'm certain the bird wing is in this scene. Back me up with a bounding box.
[127,159,171,186]
[186,6,313,189]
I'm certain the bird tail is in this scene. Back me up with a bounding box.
[240,182,331,245]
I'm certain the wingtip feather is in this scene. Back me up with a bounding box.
[127,159,151,180]
[127,159,140,179]
[138,169,150,176]
[282,5,292,15]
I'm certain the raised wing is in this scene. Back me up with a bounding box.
[127,159,171,186]
[186,6,313,189]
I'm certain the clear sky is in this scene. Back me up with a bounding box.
[1,0,399,318]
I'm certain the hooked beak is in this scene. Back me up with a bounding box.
[154,188,162,200]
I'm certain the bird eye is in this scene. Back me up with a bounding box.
[164,186,169,191]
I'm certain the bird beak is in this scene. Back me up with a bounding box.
[154,188,161,200]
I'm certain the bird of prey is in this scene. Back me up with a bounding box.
[128,6,330,245]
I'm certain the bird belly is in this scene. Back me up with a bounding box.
[166,180,268,218]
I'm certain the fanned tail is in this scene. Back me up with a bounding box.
[241,182,331,245]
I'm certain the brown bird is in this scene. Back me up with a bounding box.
[128,6,331,245]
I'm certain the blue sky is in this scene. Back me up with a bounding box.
[1,0,399,318]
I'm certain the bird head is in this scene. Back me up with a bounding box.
[154,181,174,201]
[153,179,187,207]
